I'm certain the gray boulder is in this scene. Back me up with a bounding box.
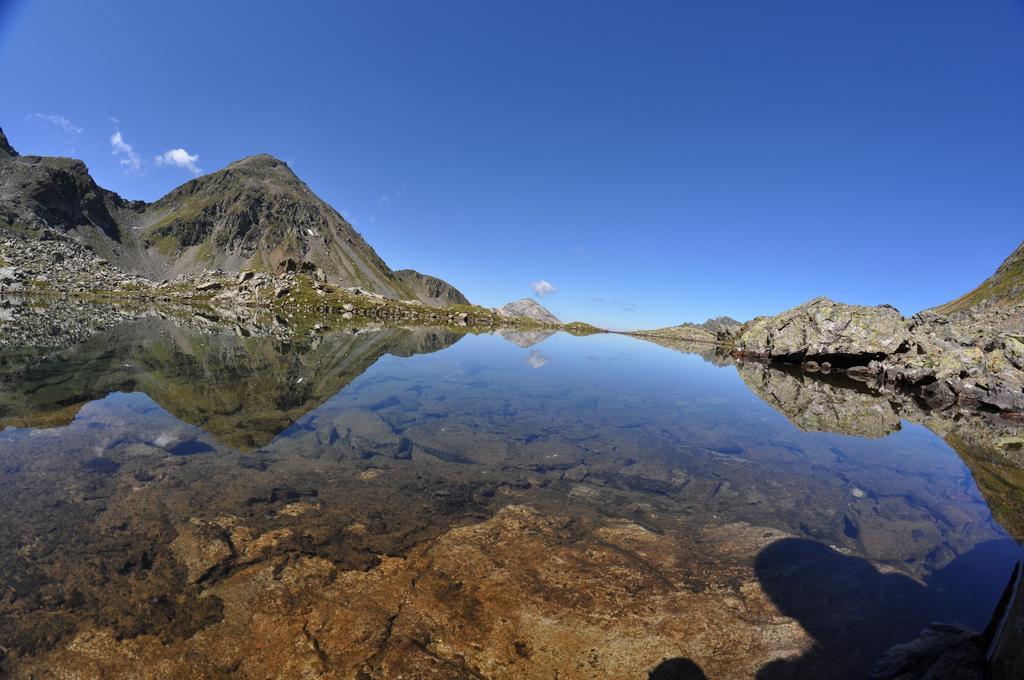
[734,297,909,363]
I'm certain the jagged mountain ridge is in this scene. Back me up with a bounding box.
[0,128,466,307]
[630,315,742,343]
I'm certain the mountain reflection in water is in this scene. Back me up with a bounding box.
[0,307,1020,679]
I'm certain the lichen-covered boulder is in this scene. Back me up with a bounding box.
[734,297,909,361]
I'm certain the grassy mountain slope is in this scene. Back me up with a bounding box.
[932,240,1024,314]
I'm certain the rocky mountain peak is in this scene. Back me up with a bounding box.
[0,133,469,306]
[224,153,291,174]
[498,298,561,324]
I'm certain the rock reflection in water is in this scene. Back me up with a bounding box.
[0,316,465,449]
[495,328,557,348]
[734,360,1024,540]
[0,310,1019,679]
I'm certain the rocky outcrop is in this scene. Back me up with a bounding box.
[733,297,909,365]
[726,293,1024,417]
[0,150,137,243]
[0,131,467,307]
[631,316,742,345]
[392,269,469,308]
[863,304,1024,414]
[0,127,17,158]
[498,298,560,324]
[701,315,742,336]
[633,324,715,343]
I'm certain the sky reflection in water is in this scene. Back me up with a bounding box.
[0,319,1019,678]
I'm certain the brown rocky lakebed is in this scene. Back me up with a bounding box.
[0,306,1020,678]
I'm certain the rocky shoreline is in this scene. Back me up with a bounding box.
[634,294,1024,426]
[730,296,1024,417]
[0,232,597,334]
[632,298,1024,680]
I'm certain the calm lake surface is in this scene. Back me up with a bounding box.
[0,309,1020,678]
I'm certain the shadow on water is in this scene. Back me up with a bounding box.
[649,657,708,679]
[752,537,1020,679]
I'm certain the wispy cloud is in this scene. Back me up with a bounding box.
[531,280,557,297]
[155,148,202,175]
[110,131,141,172]
[377,184,407,207]
[526,351,550,369]
[30,113,82,135]
[591,297,637,312]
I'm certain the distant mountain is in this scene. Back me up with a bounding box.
[498,298,560,324]
[392,269,469,307]
[631,315,741,343]
[0,128,466,307]
[700,315,741,335]
[932,240,1024,314]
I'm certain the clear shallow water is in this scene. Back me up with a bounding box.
[0,315,1019,678]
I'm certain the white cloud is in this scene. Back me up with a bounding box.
[525,351,550,369]
[155,148,202,175]
[110,131,141,171]
[30,113,82,135]
[531,280,557,297]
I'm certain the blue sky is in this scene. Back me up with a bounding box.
[2,1,1023,329]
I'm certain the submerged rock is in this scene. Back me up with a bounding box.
[171,521,233,584]
[871,623,988,680]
